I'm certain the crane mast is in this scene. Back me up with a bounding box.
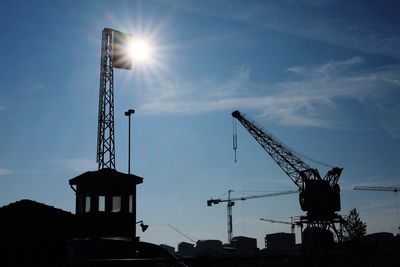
[232,110,343,223]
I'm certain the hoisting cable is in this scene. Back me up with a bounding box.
[233,117,238,163]
[297,151,335,169]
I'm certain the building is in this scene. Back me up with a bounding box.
[160,244,175,254]
[0,199,76,265]
[69,168,143,239]
[177,242,196,257]
[230,236,258,255]
[196,239,224,256]
[265,232,295,250]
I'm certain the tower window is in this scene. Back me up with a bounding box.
[112,196,121,213]
[129,195,133,213]
[85,196,91,213]
[99,196,105,212]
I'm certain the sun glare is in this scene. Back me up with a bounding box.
[129,39,152,64]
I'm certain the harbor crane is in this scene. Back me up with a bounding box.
[232,110,344,239]
[354,185,400,234]
[207,190,297,243]
[260,217,296,234]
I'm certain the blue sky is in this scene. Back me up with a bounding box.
[1,0,400,248]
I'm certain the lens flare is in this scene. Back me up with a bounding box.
[129,39,152,64]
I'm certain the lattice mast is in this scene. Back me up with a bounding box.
[97,28,132,169]
[97,28,116,170]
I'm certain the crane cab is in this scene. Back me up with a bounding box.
[299,179,341,220]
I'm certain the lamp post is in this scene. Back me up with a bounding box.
[124,109,135,174]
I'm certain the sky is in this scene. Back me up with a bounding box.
[1,0,400,249]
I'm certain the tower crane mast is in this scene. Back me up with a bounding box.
[207,190,297,243]
[232,110,343,232]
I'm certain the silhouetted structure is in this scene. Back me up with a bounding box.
[265,232,295,250]
[69,168,143,239]
[232,110,344,242]
[302,227,334,249]
[160,244,175,254]
[230,236,257,254]
[97,28,133,169]
[196,239,224,255]
[177,242,196,257]
[0,200,75,266]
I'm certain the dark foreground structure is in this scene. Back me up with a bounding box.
[1,170,399,266]
[0,169,183,266]
[0,196,399,267]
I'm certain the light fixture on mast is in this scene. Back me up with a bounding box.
[97,28,133,170]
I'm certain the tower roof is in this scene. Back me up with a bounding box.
[69,168,143,186]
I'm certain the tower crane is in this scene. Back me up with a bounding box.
[232,110,344,238]
[260,217,296,234]
[354,185,400,234]
[207,190,297,243]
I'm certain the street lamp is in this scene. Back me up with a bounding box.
[125,109,135,174]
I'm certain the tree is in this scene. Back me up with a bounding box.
[341,208,367,241]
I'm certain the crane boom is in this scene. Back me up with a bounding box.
[207,190,298,206]
[354,185,399,192]
[260,218,293,225]
[167,224,196,243]
[354,185,400,234]
[260,217,296,234]
[232,110,343,221]
[232,110,342,189]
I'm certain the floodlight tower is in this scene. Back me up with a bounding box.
[97,28,132,169]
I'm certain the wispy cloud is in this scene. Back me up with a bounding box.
[159,0,400,60]
[137,57,400,135]
[53,158,97,172]
[0,99,5,111]
[0,167,11,176]
[21,81,46,95]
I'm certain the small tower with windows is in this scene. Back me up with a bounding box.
[69,168,143,239]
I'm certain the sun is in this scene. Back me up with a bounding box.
[128,38,153,64]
